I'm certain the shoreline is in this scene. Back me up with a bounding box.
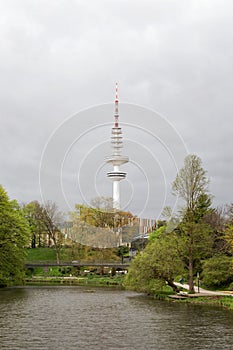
[3,277,233,312]
[24,275,125,288]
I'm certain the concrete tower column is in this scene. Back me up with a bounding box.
[105,83,129,210]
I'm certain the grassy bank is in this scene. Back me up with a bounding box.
[148,287,233,311]
[25,246,122,263]
[25,274,125,288]
[24,247,126,287]
[24,249,233,311]
[174,295,233,311]
[126,284,233,311]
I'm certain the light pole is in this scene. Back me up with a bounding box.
[197,272,200,293]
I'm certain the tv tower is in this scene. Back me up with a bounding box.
[105,83,129,210]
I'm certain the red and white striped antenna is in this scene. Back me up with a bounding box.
[115,82,119,101]
[114,82,119,127]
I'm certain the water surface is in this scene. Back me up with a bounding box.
[0,286,233,349]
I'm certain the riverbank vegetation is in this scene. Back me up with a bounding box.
[0,185,30,287]
[1,154,233,299]
[25,274,125,288]
[23,250,125,289]
[24,246,127,287]
[25,245,123,263]
[125,155,233,295]
[176,295,233,311]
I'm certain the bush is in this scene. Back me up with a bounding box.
[202,255,233,288]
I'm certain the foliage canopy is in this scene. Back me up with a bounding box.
[0,185,30,285]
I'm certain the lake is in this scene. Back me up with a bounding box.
[0,286,233,349]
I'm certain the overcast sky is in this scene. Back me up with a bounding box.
[1,0,233,218]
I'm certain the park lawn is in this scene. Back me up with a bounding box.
[25,247,58,261]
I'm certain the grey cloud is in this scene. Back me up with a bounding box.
[0,0,233,217]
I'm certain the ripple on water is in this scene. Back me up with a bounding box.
[0,286,233,350]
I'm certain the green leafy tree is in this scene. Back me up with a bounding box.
[224,203,233,249]
[148,225,166,241]
[73,202,134,229]
[117,245,129,263]
[193,193,212,222]
[22,201,47,248]
[172,154,213,292]
[224,223,233,253]
[0,185,30,285]
[175,221,213,286]
[126,232,184,293]
[202,255,233,288]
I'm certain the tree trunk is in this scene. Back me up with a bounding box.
[53,236,60,265]
[188,254,195,293]
[31,233,36,248]
[167,280,179,293]
[55,246,60,265]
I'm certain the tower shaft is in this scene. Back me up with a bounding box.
[113,170,120,210]
[105,83,129,210]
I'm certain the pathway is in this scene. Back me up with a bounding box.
[175,282,233,297]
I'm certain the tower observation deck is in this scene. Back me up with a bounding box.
[105,83,129,209]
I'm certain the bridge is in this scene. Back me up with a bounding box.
[25,261,130,269]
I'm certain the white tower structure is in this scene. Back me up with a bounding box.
[105,83,129,209]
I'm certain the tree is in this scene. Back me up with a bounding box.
[224,223,233,253]
[204,206,229,254]
[172,155,209,218]
[202,255,233,288]
[69,201,136,248]
[223,203,233,250]
[126,231,183,293]
[0,185,30,285]
[117,245,129,263]
[90,196,113,210]
[227,203,233,222]
[38,201,64,264]
[22,201,47,248]
[73,202,134,229]
[175,221,213,287]
[147,226,165,242]
[172,154,213,292]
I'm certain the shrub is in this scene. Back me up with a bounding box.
[202,255,233,288]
